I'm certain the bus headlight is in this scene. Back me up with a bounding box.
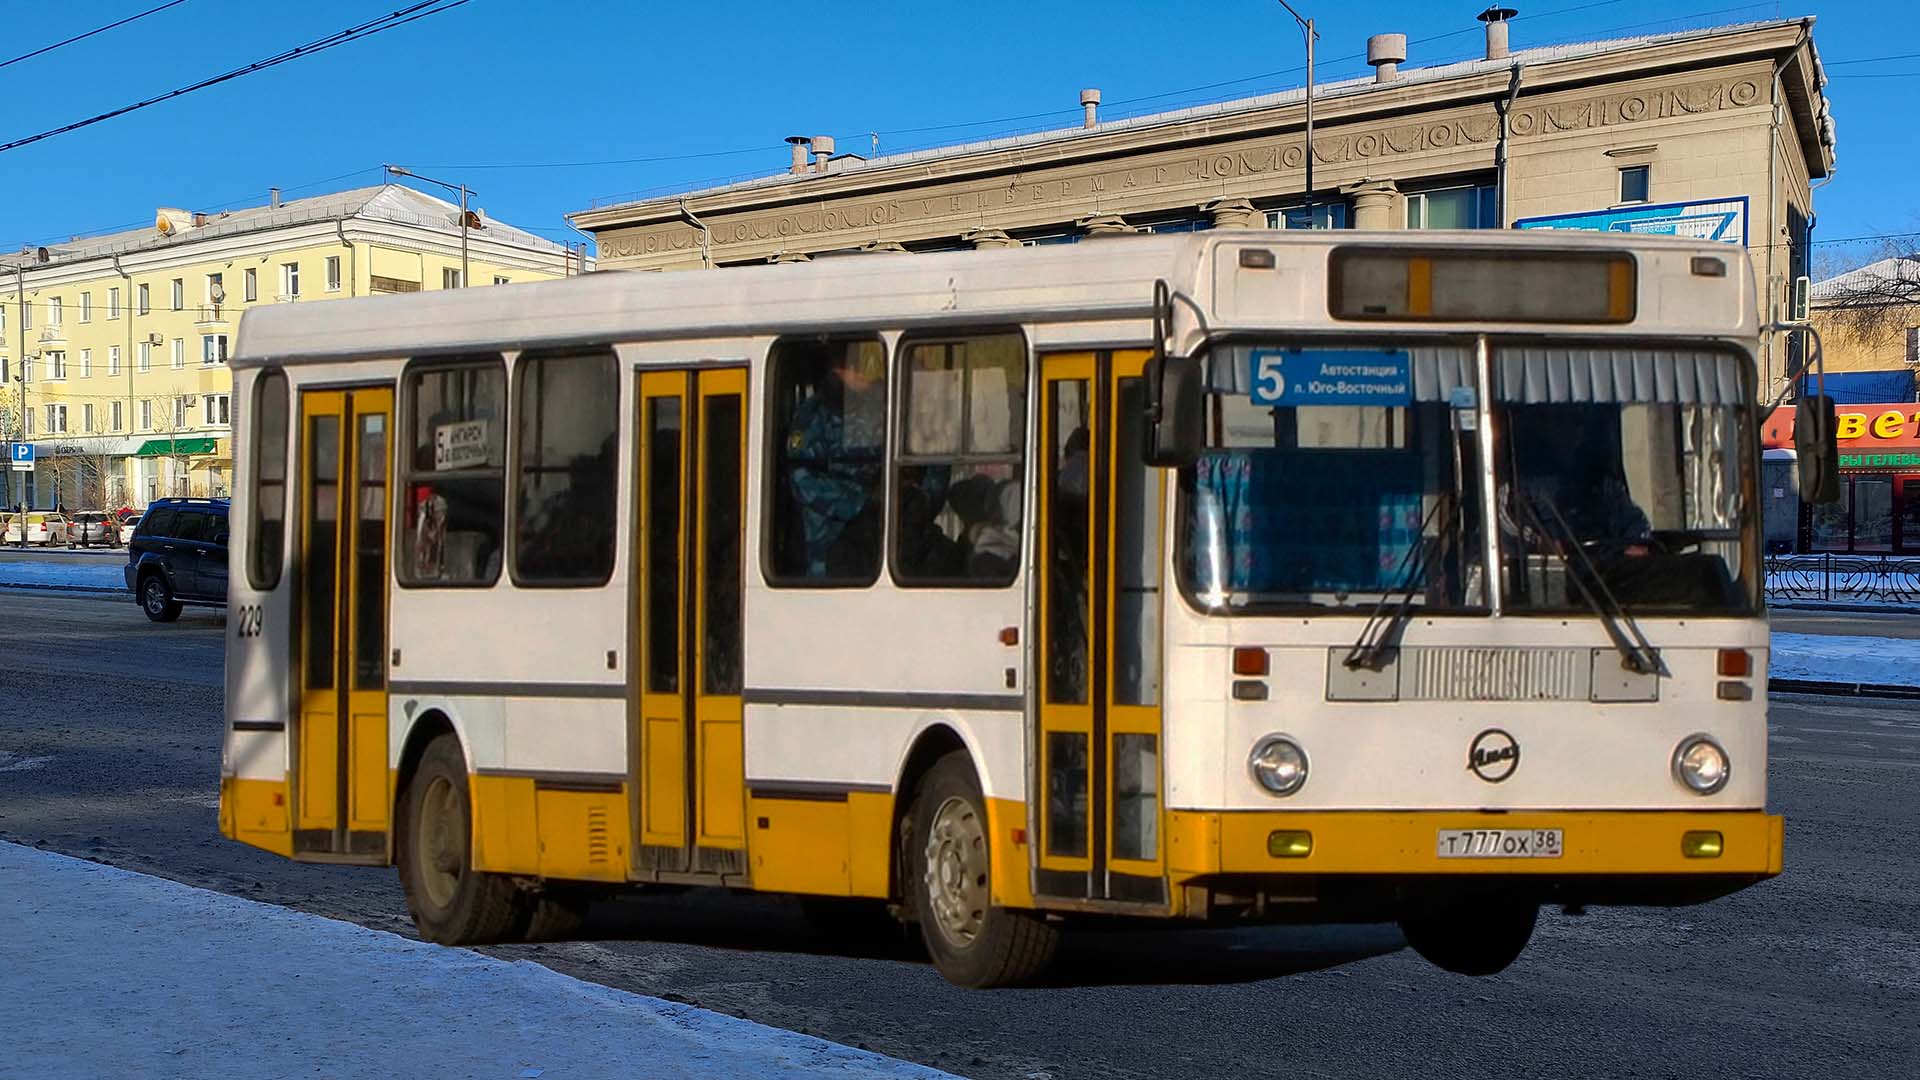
[1673,735,1730,795]
[1249,735,1309,796]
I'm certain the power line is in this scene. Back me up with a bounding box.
[0,1,190,72]
[1823,51,1920,66]
[0,1,474,156]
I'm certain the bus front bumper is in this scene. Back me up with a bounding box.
[1168,810,1782,903]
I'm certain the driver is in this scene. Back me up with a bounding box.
[1498,409,1650,553]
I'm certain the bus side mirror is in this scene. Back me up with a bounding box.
[1795,393,1841,505]
[1143,353,1203,468]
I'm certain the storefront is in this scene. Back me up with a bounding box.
[1762,402,1920,553]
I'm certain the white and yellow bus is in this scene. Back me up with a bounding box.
[221,230,1794,987]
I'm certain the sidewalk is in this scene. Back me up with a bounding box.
[0,842,954,1080]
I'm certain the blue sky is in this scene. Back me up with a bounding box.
[0,1,1908,273]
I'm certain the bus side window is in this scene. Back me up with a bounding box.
[399,356,507,587]
[894,332,1027,587]
[765,336,888,586]
[512,348,619,586]
[249,369,289,590]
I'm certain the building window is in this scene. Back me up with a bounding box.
[173,396,188,429]
[79,348,90,378]
[137,283,150,315]
[280,263,300,299]
[170,278,184,311]
[326,256,342,292]
[83,404,95,432]
[46,404,66,433]
[205,272,225,308]
[202,334,228,365]
[108,345,121,375]
[47,296,61,326]
[399,357,506,586]
[48,350,66,380]
[79,293,91,323]
[23,299,32,329]
[893,332,1027,586]
[250,370,289,588]
[23,408,32,434]
[1406,184,1499,229]
[1269,203,1351,230]
[203,393,231,427]
[171,338,185,369]
[21,355,32,382]
[766,336,888,585]
[138,342,153,372]
[111,400,123,432]
[107,287,120,319]
[1619,164,1651,205]
[492,274,510,286]
[512,349,619,585]
[442,268,463,289]
[140,399,152,431]
[244,268,258,302]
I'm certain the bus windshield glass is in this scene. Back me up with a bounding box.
[1494,346,1757,614]
[1179,342,1487,613]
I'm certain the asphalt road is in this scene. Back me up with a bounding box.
[2,588,1915,1080]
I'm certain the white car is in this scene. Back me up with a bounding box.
[7,512,73,546]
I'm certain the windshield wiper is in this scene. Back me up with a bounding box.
[1515,491,1668,677]
[1344,494,1455,671]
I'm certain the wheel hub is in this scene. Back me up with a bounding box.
[923,795,988,948]
[416,775,464,910]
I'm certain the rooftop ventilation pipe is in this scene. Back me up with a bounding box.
[1080,88,1101,128]
[811,135,836,173]
[786,136,811,175]
[1478,6,1518,61]
[269,187,281,208]
[1367,33,1406,83]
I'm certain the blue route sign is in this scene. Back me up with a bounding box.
[8,443,33,472]
[1248,349,1412,407]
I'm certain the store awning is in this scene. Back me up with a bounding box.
[132,438,219,457]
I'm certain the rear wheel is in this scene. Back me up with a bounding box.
[397,736,522,945]
[908,751,1058,987]
[1400,897,1539,976]
[140,574,182,622]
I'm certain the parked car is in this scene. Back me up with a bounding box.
[71,510,121,548]
[8,511,73,546]
[124,498,230,622]
[116,508,140,546]
[0,512,14,544]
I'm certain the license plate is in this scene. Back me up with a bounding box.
[1436,828,1563,859]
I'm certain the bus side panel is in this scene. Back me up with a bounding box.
[469,773,540,875]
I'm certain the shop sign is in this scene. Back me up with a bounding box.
[1514,197,1749,245]
[1764,403,1920,471]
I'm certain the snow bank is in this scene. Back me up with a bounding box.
[0,842,955,1080]
[1769,631,1920,687]
[0,557,126,591]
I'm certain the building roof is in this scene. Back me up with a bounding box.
[15,184,568,267]
[577,16,1830,221]
[1812,255,1920,306]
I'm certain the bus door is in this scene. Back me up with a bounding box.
[292,386,394,861]
[1034,351,1167,906]
[632,367,749,880]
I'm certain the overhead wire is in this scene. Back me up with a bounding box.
[0,0,190,72]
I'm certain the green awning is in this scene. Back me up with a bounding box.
[132,438,219,457]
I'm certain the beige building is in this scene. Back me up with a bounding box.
[1810,254,1920,375]
[2,184,587,510]
[573,14,1833,391]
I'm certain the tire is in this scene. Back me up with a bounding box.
[1400,897,1539,976]
[139,574,182,622]
[516,885,591,943]
[396,736,522,945]
[907,751,1058,988]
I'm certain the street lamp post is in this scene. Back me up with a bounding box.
[1277,1,1318,221]
[384,164,474,288]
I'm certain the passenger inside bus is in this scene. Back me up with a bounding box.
[774,340,886,580]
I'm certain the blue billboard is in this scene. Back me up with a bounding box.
[1514,196,1749,246]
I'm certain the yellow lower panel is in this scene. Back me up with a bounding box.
[1191,810,1783,878]
[469,774,540,875]
[348,709,387,833]
[986,797,1035,909]
[535,787,630,883]
[223,776,293,859]
[846,792,892,899]
[749,797,851,896]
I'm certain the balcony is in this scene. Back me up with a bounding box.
[194,305,228,326]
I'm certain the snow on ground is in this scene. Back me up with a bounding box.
[0,842,956,1080]
[0,557,125,591]
[1769,632,1920,687]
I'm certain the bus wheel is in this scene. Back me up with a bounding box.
[908,751,1058,988]
[397,736,521,945]
[1400,898,1539,976]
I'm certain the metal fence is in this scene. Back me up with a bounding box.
[1765,554,1920,605]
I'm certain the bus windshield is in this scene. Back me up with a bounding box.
[1178,341,1759,616]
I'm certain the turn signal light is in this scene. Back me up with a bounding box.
[1233,647,1270,676]
[1716,648,1751,677]
[1681,830,1724,859]
[1268,830,1314,858]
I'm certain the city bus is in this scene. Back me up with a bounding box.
[220,230,1803,987]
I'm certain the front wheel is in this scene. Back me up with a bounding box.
[396,736,522,945]
[908,751,1058,988]
[140,575,182,622]
[1400,898,1539,976]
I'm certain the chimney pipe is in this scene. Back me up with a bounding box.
[811,135,836,173]
[1367,33,1407,83]
[786,136,811,175]
[1080,88,1102,128]
[1478,6,1518,61]
[269,187,281,208]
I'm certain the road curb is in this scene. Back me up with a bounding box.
[0,581,123,595]
[1767,677,1920,699]
[1768,601,1920,615]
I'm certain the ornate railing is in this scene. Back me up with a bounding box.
[1765,554,1920,605]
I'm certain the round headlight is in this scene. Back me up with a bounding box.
[1673,734,1730,795]
[1249,735,1309,796]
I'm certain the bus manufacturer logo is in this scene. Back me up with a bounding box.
[1467,729,1520,783]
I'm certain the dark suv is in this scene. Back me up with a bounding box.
[124,498,231,622]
